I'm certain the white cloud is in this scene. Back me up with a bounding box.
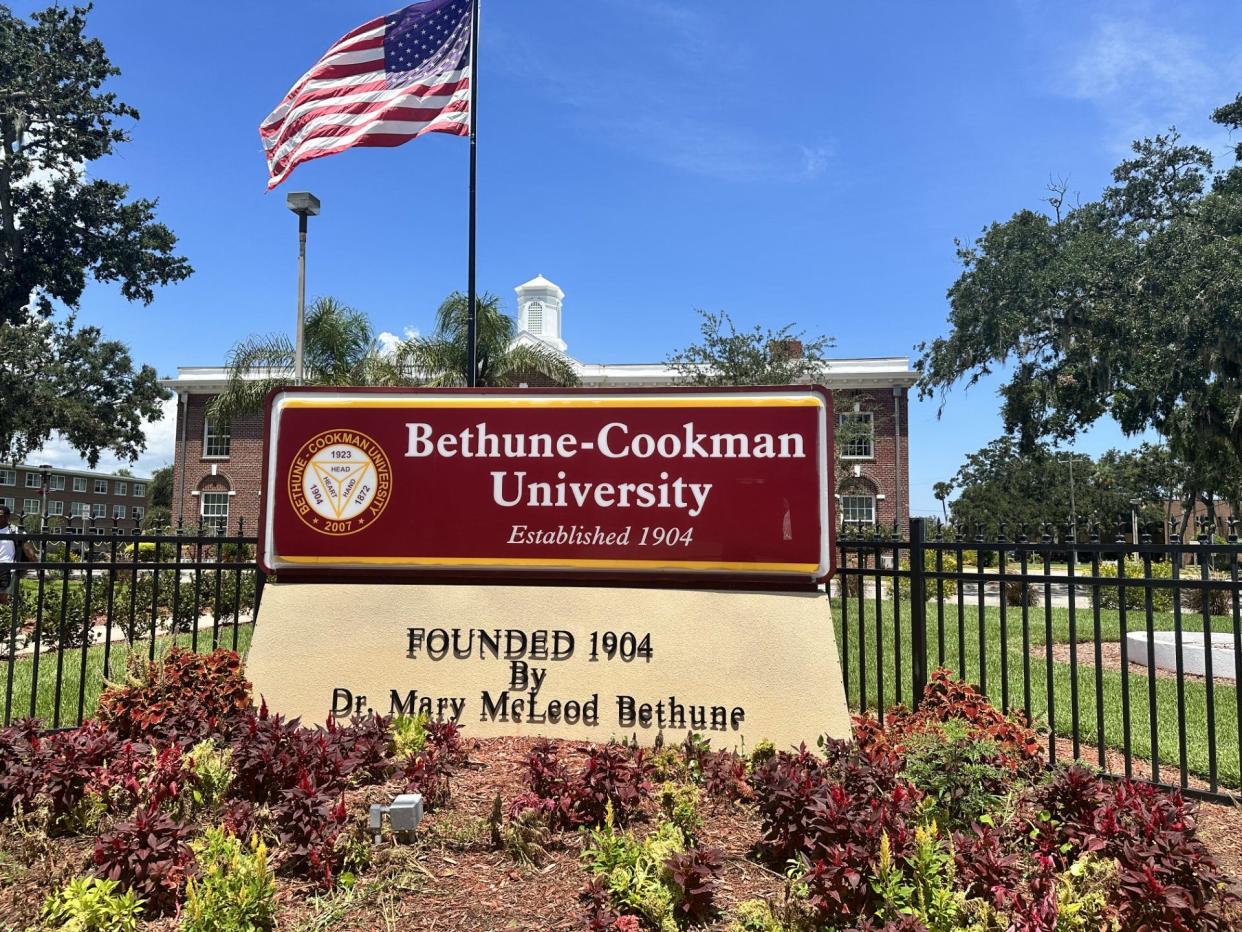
[28,395,179,477]
[376,326,420,357]
[1053,9,1239,154]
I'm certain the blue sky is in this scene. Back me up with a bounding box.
[18,0,1242,513]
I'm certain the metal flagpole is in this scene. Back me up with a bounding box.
[465,0,480,388]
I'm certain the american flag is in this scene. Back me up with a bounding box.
[261,0,473,189]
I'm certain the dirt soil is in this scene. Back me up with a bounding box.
[1037,641,1234,684]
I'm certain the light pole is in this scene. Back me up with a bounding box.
[286,192,320,384]
[38,464,51,535]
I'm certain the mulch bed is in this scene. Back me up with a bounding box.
[3,734,1239,928]
[278,736,786,931]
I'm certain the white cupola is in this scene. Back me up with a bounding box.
[515,274,567,352]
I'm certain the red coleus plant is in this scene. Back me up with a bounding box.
[0,720,120,823]
[97,648,252,744]
[852,669,1043,776]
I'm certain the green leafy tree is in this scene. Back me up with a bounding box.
[946,438,1164,533]
[208,296,407,421]
[0,3,188,465]
[400,292,579,387]
[667,309,833,386]
[918,96,1242,507]
[147,465,172,509]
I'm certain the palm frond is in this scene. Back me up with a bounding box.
[494,343,581,387]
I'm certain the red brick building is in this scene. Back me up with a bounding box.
[161,276,914,533]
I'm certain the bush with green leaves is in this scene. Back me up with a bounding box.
[1054,855,1118,930]
[870,825,966,932]
[390,713,429,759]
[41,876,143,931]
[1094,558,1174,611]
[186,741,234,811]
[182,827,277,932]
[658,781,703,837]
[582,808,686,931]
[15,578,95,649]
[1181,568,1233,616]
[727,898,789,932]
[888,550,960,601]
[898,720,1014,831]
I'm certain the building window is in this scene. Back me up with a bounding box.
[23,498,39,514]
[115,480,127,496]
[91,503,106,519]
[48,501,64,516]
[133,482,146,498]
[24,472,41,488]
[203,419,231,459]
[527,301,543,333]
[72,477,87,492]
[0,497,13,511]
[113,504,126,520]
[0,469,13,486]
[93,479,107,494]
[49,475,65,491]
[840,494,876,526]
[91,527,105,536]
[132,506,145,522]
[70,502,85,518]
[201,492,229,530]
[838,412,874,459]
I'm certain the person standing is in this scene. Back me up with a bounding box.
[0,506,37,606]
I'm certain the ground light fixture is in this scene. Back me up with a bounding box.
[368,793,423,844]
[286,191,321,384]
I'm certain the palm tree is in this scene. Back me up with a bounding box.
[400,292,579,387]
[933,481,953,523]
[208,297,408,421]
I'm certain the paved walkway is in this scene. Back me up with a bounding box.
[6,611,255,657]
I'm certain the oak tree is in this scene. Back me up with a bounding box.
[0,4,190,465]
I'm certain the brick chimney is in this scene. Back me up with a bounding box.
[769,338,804,361]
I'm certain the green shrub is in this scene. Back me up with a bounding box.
[15,579,95,649]
[870,825,965,932]
[582,807,685,932]
[42,876,143,931]
[899,720,1013,832]
[390,713,429,759]
[1055,854,1118,930]
[186,741,234,811]
[122,541,176,563]
[1002,579,1042,607]
[658,781,703,837]
[748,739,777,770]
[728,898,788,932]
[1181,568,1233,616]
[1095,558,1174,611]
[182,827,277,932]
[650,746,690,782]
[888,551,960,601]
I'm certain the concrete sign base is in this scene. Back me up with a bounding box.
[246,582,851,750]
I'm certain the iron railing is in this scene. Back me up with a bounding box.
[1,519,262,730]
[836,516,1242,803]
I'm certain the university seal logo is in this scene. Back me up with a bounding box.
[288,430,392,535]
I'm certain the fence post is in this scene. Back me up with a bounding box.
[909,516,928,707]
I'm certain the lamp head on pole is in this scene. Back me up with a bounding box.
[286,192,320,217]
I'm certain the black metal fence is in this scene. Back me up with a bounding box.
[2,520,263,730]
[835,516,1242,802]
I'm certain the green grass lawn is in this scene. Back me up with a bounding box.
[832,597,1241,789]
[2,623,253,729]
